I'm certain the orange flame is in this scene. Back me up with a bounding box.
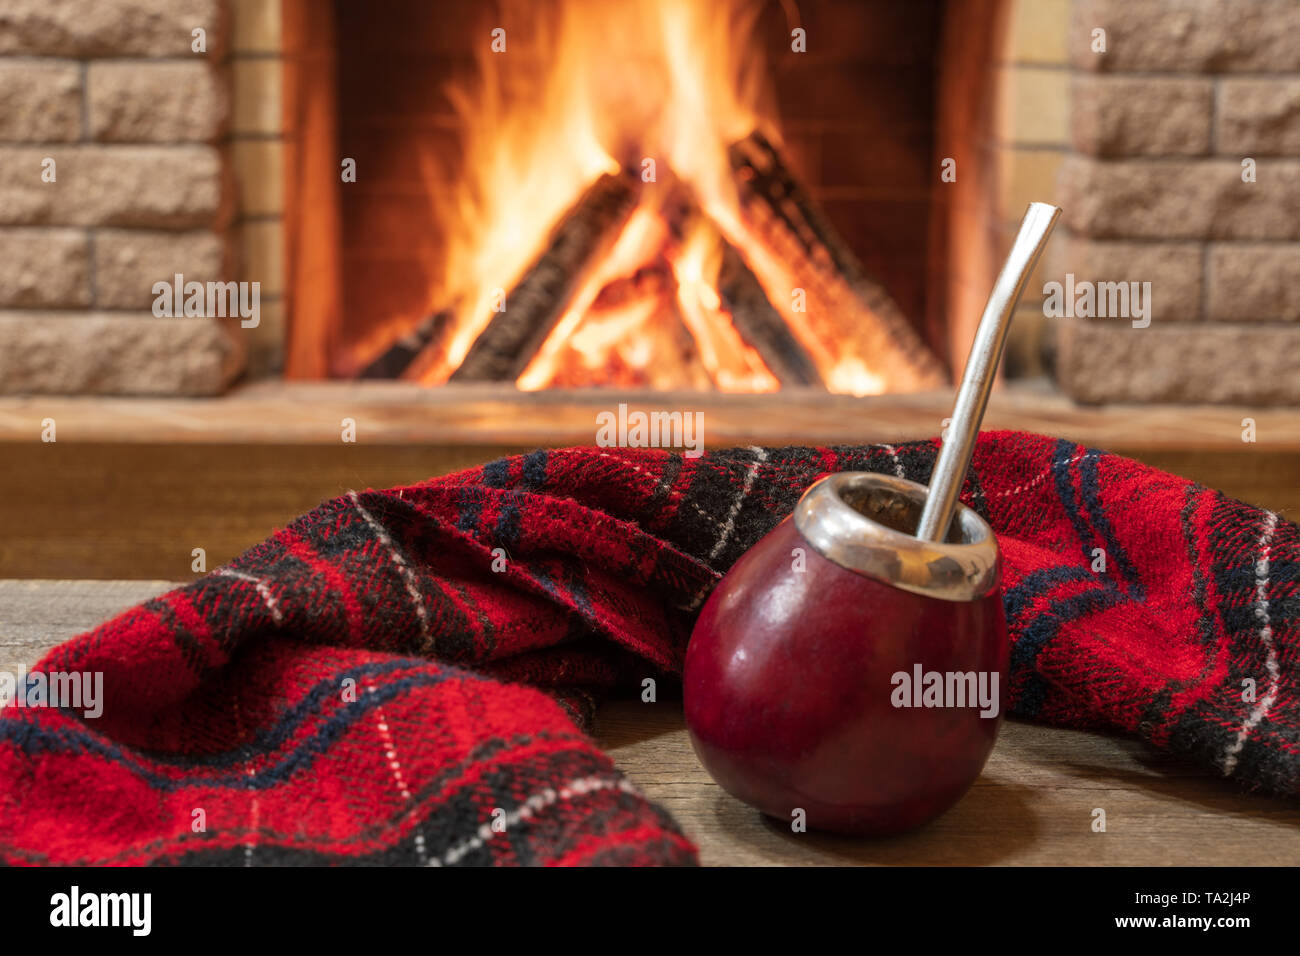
[414,0,894,394]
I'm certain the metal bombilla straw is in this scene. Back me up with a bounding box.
[915,202,1062,543]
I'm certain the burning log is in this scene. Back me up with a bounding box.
[364,136,943,391]
[718,244,822,388]
[449,172,641,382]
[541,260,714,390]
[589,262,674,312]
[356,309,454,380]
[729,131,948,391]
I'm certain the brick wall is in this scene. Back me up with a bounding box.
[1054,0,1300,404]
[994,0,1070,378]
[5,0,1296,403]
[0,0,241,394]
[229,0,283,377]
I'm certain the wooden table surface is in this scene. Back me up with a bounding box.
[3,579,1298,866]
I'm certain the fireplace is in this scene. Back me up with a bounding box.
[281,0,985,394]
[2,0,1299,404]
[5,0,1300,585]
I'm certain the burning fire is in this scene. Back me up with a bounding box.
[407,0,929,394]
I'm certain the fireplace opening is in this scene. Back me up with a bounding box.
[282,0,1007,393]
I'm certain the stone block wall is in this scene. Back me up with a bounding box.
[1054,0,1300,403]
[0,0,242,394]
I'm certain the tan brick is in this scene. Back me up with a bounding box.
[232,0,280,53]
[1207,243,1300,321]
[998,149,1064,222]
[239,219,283,295]
[1053,238,1201,322]
[232,59,280,135]
[1071,76,1212,157]
[0,312,241,395]
[0,229,89,307]
[1218,79,1300,156]
[0,0,226,57]
[997,66,1069,146]
[0,61,82,142]
[1003,304,1050,378]
[88,61,227,142]
[0,146,224,228]
[1003,0,1070,66]
[231,139,282,215]
[1057,318,1300,403]
[93,229,226,308]
[1058,156,1300,239]
[1070,0,1300,73]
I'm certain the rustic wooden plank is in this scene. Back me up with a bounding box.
[0,579,172,674]
[0,438,1295,580]
[595,698,1300,867]
[1,382,1296,580]
[355,310,455,380]
[3,581,1296,866]
[1,381,1296,451]
[0,443,530,580]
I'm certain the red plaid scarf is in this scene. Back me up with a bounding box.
[1,431,1295,864]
